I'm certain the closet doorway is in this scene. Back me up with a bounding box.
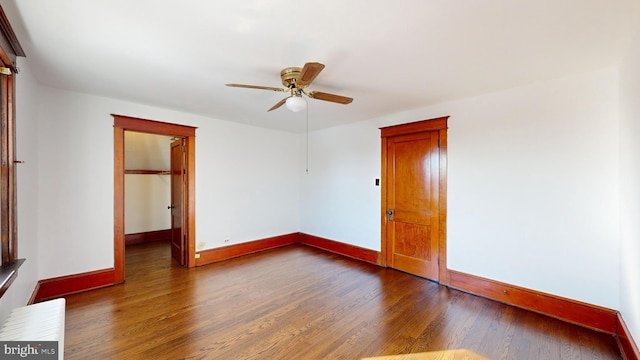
[113,115,197,284]
[124,132,174,261]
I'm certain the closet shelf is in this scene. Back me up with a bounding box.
[125,170,170,175]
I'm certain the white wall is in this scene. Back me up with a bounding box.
[619,31,640,344]
[0,59,40,321]
[124,175,170,234]
[301,68,620,309]
[198,117,301,246]
[124,132,172,234]
[124,132,171,170]
[299,121,381,249]
[32,81,300,279]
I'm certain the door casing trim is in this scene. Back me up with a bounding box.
[113,114,197,283]
[380,116,448,285]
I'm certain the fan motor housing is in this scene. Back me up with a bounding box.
[280,67,302,88]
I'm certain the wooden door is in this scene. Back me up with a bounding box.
[170,139,186,265]
[384,130,440,280]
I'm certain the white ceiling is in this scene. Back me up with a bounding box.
[5,0,640,133]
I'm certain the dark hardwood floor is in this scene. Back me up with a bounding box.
[63,241,621,359]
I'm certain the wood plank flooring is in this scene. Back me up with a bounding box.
[63,241,622,359]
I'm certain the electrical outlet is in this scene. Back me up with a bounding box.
[195,253,201,259]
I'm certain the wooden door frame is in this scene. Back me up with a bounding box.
[113,114,197,284]
[380,116,449,285]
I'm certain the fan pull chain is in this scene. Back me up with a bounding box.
[305,100,309,174]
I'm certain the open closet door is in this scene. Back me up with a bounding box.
[169,138,186,265]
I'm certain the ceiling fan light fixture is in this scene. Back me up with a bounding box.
[226,62,353,112]
[285,94,307,112]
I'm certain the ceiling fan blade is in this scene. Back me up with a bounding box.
[226,84,286,92]
[268,96,290,112]
[295,62,325,87]
[308,91,353,104]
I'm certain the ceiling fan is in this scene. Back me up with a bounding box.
[226,62,353,112]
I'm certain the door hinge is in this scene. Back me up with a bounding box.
[182,145,185,153]
[437,137,441,147]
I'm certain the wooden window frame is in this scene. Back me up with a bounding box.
[0,4,26,297]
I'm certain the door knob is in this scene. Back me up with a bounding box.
[387,209,394,221]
